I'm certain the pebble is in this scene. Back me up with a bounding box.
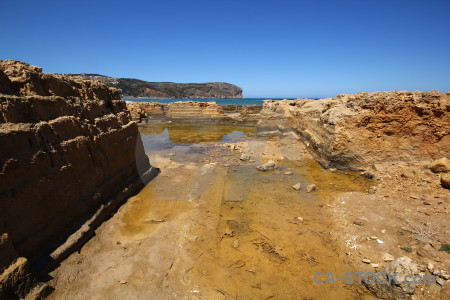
[370,263,380,268]
[427,263,434,272]
[382,253,394,262]
[306,184,316,193]
[417,264,427,272]
[381,229,386,233]
[292,183,302,190]
[240,154,250,161]
[436,278,445,286]
[370,236,378,240]
[284,171,293,175]
[119,280,127,284]
[362,259,371,264]
[296,217,304,222]
[256,160,277,172]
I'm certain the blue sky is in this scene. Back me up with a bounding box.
[1,0,449,98]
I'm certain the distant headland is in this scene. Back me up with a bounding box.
[65,74,243,99]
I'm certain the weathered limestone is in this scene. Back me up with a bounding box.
[126,101,262,124]
[258,91,450,170]
[0,60,158,298]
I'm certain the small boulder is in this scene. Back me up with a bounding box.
[366,256,419,299]
[441,174,450,189]
[382,253,395,262]
[426,157,450,173]
[306,184,316,193]
[256,160,277,172]
[361,171,375,179]
[292,183,302,191]
[240,154,250,161]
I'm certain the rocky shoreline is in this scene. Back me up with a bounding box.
[0,60,448,299]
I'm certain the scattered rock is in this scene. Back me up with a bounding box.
[329,168,337,172]
[417,264,427,272]
[441,271,450,280]
[232,239,240,249]
[371,263,380,268]
[306,184,316,193]
[373,164,385,172]
[370,236,378,240]
[361,171,375,179]
[441,174,450,189]
[382,253,394,262]
[167,153,176,156]
[427,263,434,272]
[366,257,421,298]
[256,160,277,172]
[240,154,250,161]
[426,157,450,173]
[436,278,445,286]
[353,218,365,226]
[416,249,427,257]
[400,171,414,178]
[119,280,127,284]
[368,186,377,194]
[362,258,371,264]
[291,183,302,191]
[287,217,303,224]
[284,171,293,175]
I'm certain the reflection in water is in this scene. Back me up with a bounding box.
[121,122,375,299]
[139,123,256,152]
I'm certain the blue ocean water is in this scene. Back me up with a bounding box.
[124,98,296,105]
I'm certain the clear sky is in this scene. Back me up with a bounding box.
[1,0,449,98]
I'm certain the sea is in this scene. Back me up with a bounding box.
[124,98,298,106]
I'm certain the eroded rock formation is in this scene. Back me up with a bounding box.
[0,60,157,298]
[258,91,450,170]
[126,101,262,124]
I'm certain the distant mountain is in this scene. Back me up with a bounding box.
[66,74,242,99]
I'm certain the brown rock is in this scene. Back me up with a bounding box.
[441,174,450,189]
[257,91,450,170]
[427,157,450,173]
[292,183,302,190]
[306,184,316,193]
[0,60,158,298]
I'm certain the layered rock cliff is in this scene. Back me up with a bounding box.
[127,101,261,124]
[67,74,243,99]
[258,91,450,170]
[0,60,157,298]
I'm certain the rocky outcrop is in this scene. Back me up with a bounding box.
[258,91,450,170]
[66,74,243,99]
[126,101,262,124]
[0,60,158,299]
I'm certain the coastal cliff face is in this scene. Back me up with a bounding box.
[66,75,243,99]
[0,60,156,298]
[126,101,261,124]
[258,91,450,170]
